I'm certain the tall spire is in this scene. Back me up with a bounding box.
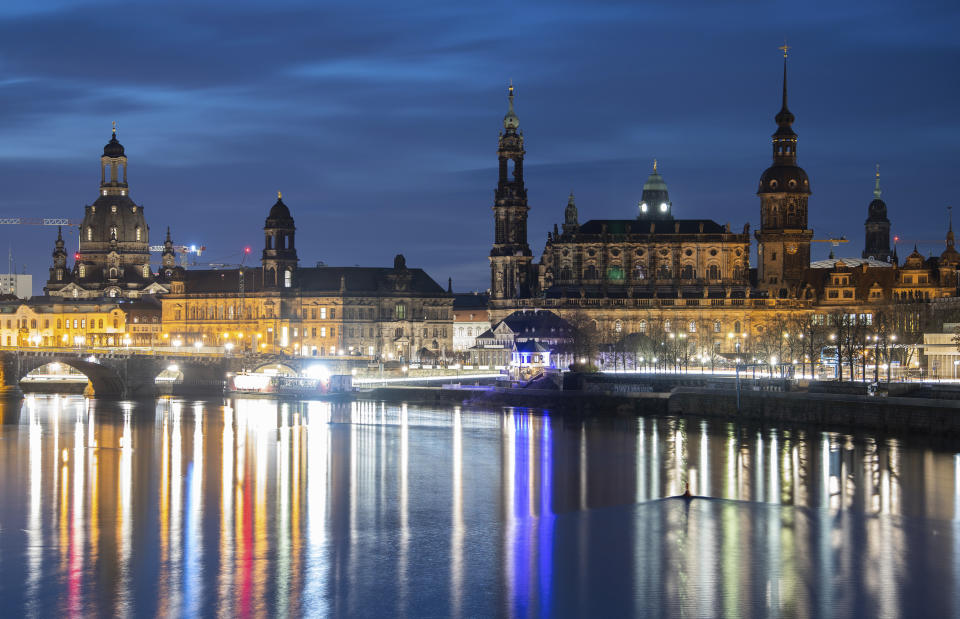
[503,81,520,132]
[874,164,882,199]
[775,43,795,129]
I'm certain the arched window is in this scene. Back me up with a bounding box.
[634,264,646,280]
[284,269,292,288]
[664,320,671,332]
[583,265,599,280]
[110,226,118,239]
[639,319,647,334]
[614,319,622,333]
[142,264,150,278]
[734,320,741,334]
[560,267,572,281]
[78,264,86,278]
[681,265,695,280]
[135,227,141,241]
[708,264,720,280]
[86,227,92,241]
[713,320,721,333]
[109,267,118,279]
[688,321,696,333]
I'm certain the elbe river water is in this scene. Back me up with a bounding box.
[0,394,957,617]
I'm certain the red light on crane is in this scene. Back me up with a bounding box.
[244,246,251,254]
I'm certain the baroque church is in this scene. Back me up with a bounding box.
[44,127,174,299]
[487,52,960,347]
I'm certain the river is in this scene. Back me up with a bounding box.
[0,394,956,617]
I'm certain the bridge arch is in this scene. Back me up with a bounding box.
[251,362,298,376]
[6,354,125,396]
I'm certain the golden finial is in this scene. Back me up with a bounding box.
[508,79,514,97]
[779,41,790,58]
[277,190,282,199]
[112,120,117,135]
[653,159,658,173]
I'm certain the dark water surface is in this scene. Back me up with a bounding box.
[0,395,957,617]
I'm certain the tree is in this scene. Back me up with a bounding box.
[565,311,600,370]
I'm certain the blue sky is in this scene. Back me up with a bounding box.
[1,0,958,293]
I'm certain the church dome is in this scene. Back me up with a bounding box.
[758,164,810,195]
[265,192,294,227]
[103,133,125,158]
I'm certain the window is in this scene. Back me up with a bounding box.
[30,319,36,329]
[143,265,150,278]
[284,269,292,288]
[99,319,103,329]
[396,304,406,319]
[583,265,599,280]
[320,327,326,337]
[86,227,92,241]
[614,320,622,333]
[311,328,317,337]
[56,320,61,329]
[110,226,118,238]
[713,320,721,333]
[688,321,696,333]
[113,319,118,329]
[78,264,86,278]
[81,319,86,329]
[330,309,335,319]
[320,307,327,319]
[310,308,317,319]
[681,265,695,280]
[135,227,141,241]
[734,321,741,333]
[330,328,335,337]
[664,320,671,332]
[639,320,647,334]
[634,265,646,280]
[708,264,720,280]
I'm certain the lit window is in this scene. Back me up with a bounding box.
[136,227,141,241]
[284,269,292,288]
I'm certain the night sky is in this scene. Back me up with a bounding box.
[1,0,957,295]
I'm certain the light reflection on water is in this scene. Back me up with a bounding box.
[0,395,956,616]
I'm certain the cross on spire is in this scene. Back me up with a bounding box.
[779,41,790,58]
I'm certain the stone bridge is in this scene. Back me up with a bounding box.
[0,349,240,399]
[0,350,361,399]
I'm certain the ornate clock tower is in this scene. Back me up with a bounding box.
[756,46,813,297]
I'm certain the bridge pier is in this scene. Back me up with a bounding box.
[0,355,24,399]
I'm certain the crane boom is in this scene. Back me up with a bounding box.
[0,217,80,226]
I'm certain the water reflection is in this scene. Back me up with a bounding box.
[0,395,957,616]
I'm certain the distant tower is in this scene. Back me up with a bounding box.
[489,83,532,300]
[863,165,892,262]
[46,226,69,287]
[637,160,673,221]
[756,45,813,297]
[562,191,579,234]
[262,191,298,288]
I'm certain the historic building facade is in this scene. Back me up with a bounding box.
[44,128,171,299]
[483,53,960,364]
[160,195,454,360]
[0,297,160,348]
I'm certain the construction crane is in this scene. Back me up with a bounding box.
[0,217,80,226]
[148,244,205,266]
[194,246,253,296]
[811,235,849,247]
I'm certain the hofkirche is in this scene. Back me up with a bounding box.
[486,52,960,356]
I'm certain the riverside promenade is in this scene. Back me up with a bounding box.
[357,372,960,438]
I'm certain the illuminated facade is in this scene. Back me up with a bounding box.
[161,195,453,360]
[485,57,960,360]
[0,297,160,347]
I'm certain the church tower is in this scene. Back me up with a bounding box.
[637,160,674,221]
[863,165,892,262]
[756,47,813,297]
[489,83,533,301]
[262,192,298,288]
[45,226,70,289]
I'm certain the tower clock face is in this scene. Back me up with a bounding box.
[786,243,799,255]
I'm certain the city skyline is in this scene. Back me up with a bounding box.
[0,0,957,294]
